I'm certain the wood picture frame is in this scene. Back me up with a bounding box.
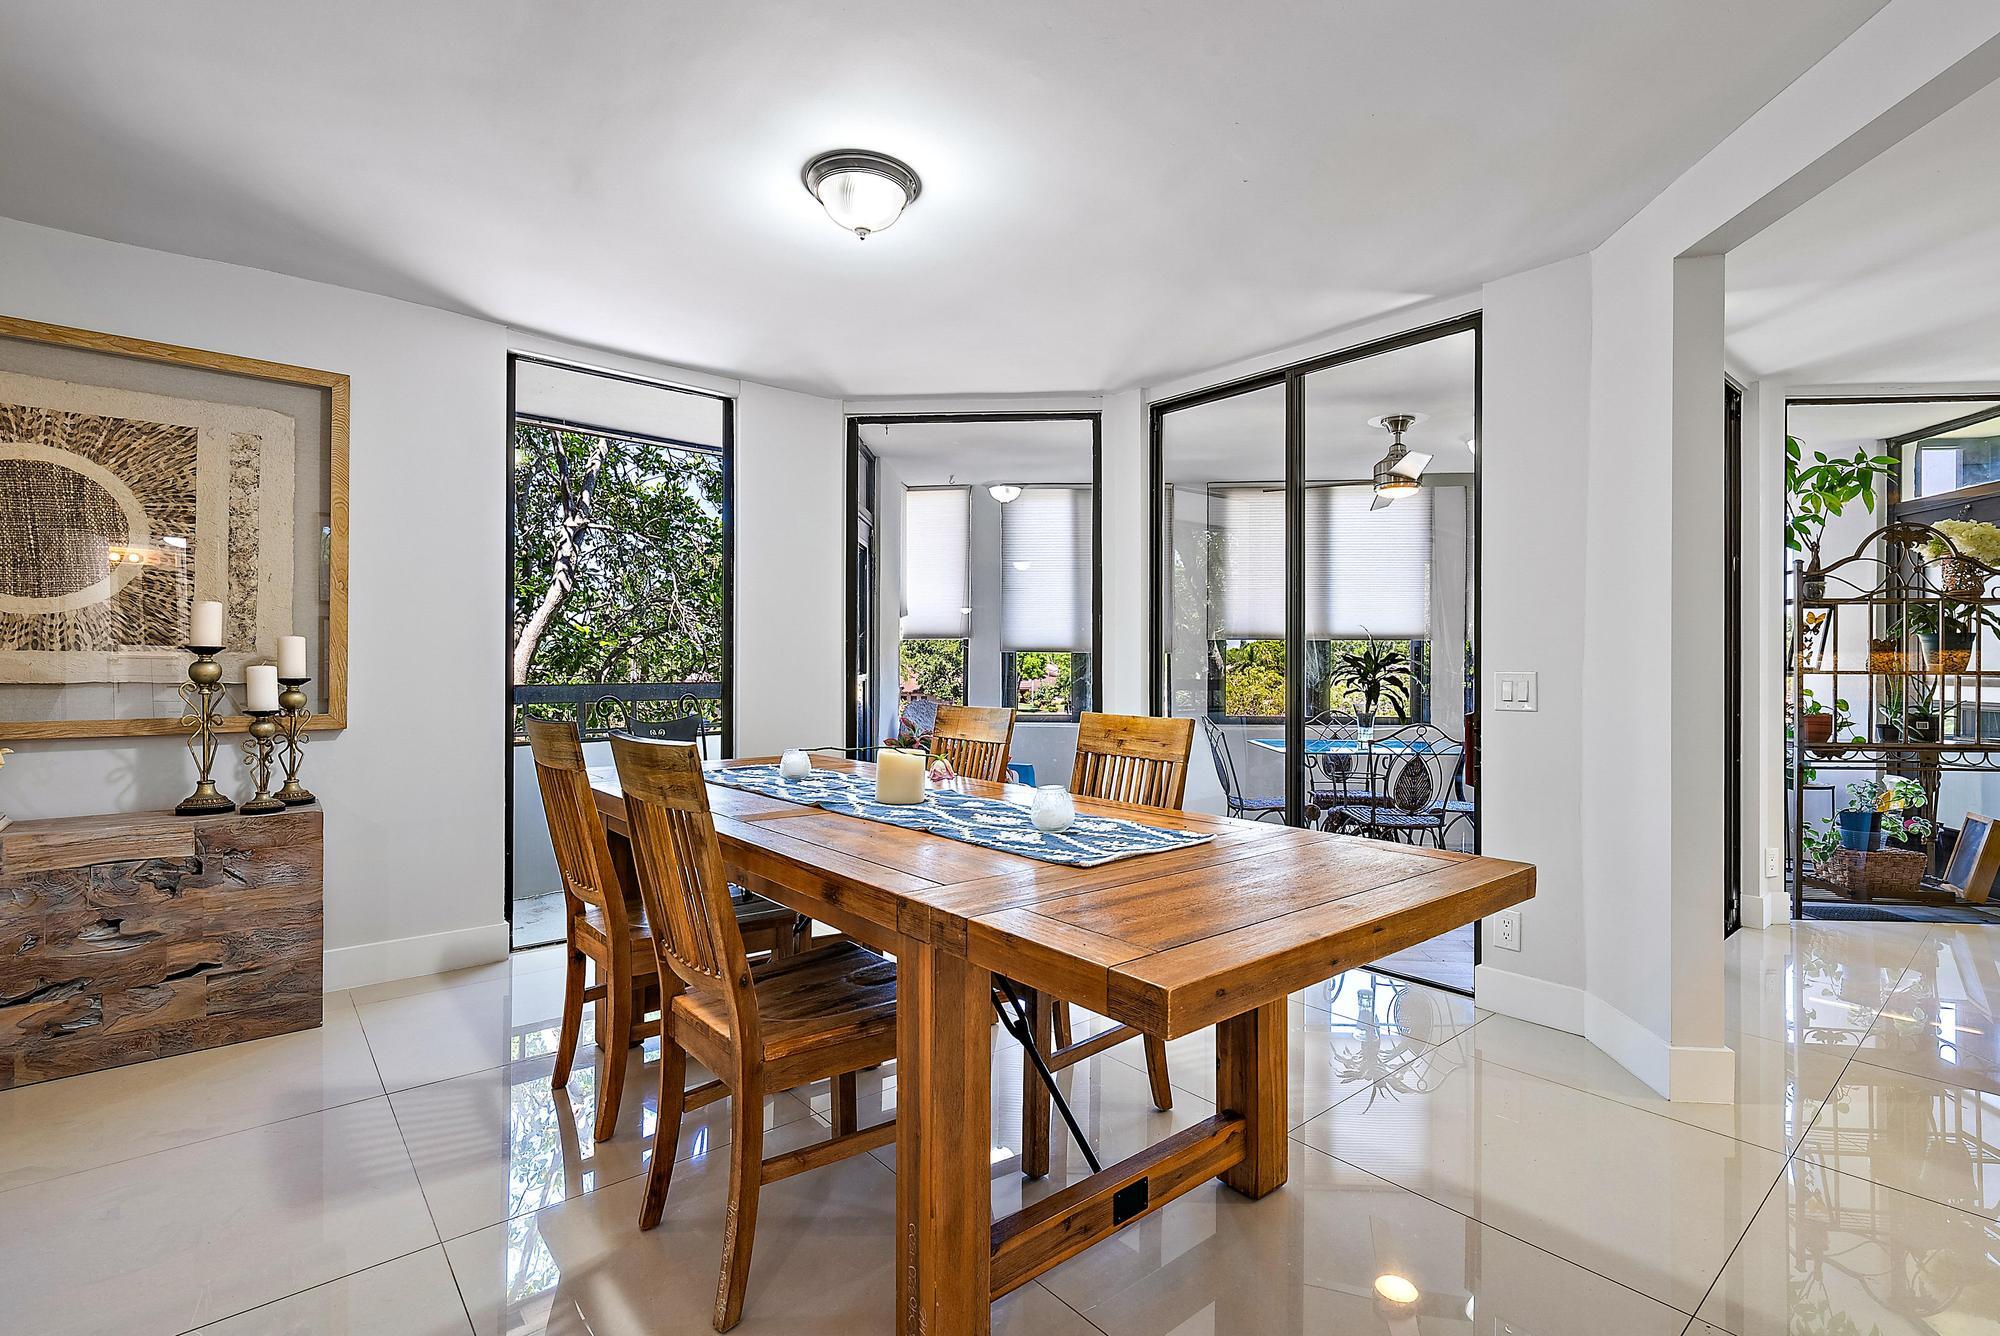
[0,314,347,740]
[1941,812,2000,904]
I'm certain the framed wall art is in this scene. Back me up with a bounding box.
[0,315,347,739]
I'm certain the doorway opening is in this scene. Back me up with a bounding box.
[505,355,735,950]
[1151,316,1482,993]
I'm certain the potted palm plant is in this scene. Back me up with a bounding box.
[1329,636,1414,732]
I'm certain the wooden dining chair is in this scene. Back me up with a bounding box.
[930,704,1016,782]
[613,734,899,1333]
[528,719,794,1145]
[1019,712,1195,1175]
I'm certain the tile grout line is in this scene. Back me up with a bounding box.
[1285,1130,1707,1323]
[169,1244,450,1336]
[0,993,390,1203]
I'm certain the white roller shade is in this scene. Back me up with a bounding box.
[1211,486,1287,640]
[1001,486,1093,651]
[1309,485,1431,638]
[902,486,969,639]
[1212,484,1431,640]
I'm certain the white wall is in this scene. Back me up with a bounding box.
[1473,255,1593,1026]
[0,217,842,990]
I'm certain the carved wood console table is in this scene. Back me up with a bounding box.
[0,808,324,1090]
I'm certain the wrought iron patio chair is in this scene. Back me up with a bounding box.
[1201,716,1285,822]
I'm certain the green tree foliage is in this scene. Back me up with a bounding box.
[1014,651,1078,714]
[511,423,723,687]
[899,638,966,705]
[1222,640,1287,717]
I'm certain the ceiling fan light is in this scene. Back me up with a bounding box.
[988,484,1022,503]
[802,150,922,239]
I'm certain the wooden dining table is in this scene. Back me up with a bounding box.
[590,755,1533,1335]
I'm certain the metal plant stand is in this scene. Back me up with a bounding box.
[1788,521,2000,914]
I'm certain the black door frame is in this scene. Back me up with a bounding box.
[503,351,737,937]
[1724,379,1743,935]
[844,411,1104,754]
[1147,313,1483,992]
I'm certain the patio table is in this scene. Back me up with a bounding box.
[589,755,1531,1334]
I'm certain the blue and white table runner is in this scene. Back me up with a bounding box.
[705,765,1214,868]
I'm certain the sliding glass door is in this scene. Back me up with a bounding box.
[1153,317,1480,992]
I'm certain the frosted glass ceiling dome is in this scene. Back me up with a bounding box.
[802,149,922,240]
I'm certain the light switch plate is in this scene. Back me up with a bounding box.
[1495,671,1538,711]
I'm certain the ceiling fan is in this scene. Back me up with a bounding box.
[1367,412,1431,509]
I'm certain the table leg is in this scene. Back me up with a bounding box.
[1214,999,1287,1197]
[897,941,992,1336]
[1022,986,1052,1179]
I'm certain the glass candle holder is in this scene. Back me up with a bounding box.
[1031,784,1076,833]
[778,748,812,781]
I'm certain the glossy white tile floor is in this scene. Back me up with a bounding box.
[3,920,1996,1334]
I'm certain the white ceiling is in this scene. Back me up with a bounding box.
[1727,76,2000,385]
[0,2,1888,399]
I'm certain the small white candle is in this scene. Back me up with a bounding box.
[779,749,812,781]
[277,635,308,680]
[245,664,280,712]
[191,600,224,648]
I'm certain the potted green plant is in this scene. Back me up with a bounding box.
[1922,519,2000,596]
[1797,687,1848,746]
[1785,435,1897,597]
[1840,778,1930,851]
[1329,635,1413,729]
[1800,816,1842,874]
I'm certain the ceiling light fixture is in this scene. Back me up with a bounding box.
[1367,412,1432,510]
[988,484,1022,503]
[1373,1274,1421,1306]
[802,149,922,240]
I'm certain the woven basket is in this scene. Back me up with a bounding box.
[1928,555,1988,597]
[1818,847,1926,900]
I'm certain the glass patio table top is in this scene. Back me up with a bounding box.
[1246,737,1456,754]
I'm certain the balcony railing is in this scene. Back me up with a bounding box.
[510,681,723,744]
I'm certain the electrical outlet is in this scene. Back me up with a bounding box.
[1491,909,1521,951]
[1764,847,1780,879]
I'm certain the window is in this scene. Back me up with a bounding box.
[900,638,966,705]
[1006,650,1091,717]
[1001,486,1093,718]
[899,486,970,706]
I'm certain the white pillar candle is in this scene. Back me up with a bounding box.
[875,748,926,805]
[190,600,224,648]
[277,635,308,679]
[244,664,280,712]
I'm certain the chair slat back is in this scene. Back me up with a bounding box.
[610,736,757,1041]
[931,705,1015,783]
[1070,712,1195,812]
[527,719,625,927]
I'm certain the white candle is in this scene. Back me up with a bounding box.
[875,748,926,805]
[245,664,280,712]
[277,635,308,680]
[191,600,224,648]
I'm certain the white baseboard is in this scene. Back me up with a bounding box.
[1584,994,1737,1104]
[1472,963,1585,1034]
[323,920,511,994]
[1741,886,1792,930]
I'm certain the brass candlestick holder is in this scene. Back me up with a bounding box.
[274,677,316,806]
[238,710,287,815]
[176,646,237,815]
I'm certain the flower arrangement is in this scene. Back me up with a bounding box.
[1923,519,2000,566]
[881,712,956,782]
[882,711,931,752]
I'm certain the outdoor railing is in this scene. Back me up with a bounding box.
[509,681,723,744]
